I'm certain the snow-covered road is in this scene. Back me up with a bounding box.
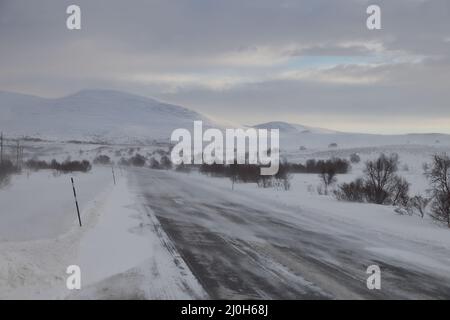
[130,168,450,299]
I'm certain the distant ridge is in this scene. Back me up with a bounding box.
[0,89,216,144]
[0,89,449,148]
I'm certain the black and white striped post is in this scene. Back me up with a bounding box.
[71,177,82,227]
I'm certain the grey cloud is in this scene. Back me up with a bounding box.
[0,0,449,132]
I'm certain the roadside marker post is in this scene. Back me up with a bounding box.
[71,177,82,227]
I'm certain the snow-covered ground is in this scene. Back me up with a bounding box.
[0,168,112,241]
[1,135,450,299]
[0,168,205,299]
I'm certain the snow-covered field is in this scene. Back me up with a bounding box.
[1,140,450,299]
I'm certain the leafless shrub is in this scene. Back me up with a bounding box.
[118,157,129,166]
[391,176,410,207]
[257,175,274,188]
[129,154,146,167]
[334,178,365,202]
[149,158,161,169]
[275,162,292,191]
[319,167,337,195]
[408,195,431,218]
[350,153,361,164]
[160,155,172,170]
[425,154,450,227]
[93,155,112,165]
[328,143,338,148]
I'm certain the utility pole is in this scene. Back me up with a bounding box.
[20,146,24,168]
[16,140,20,168]
[112,166,116,185]
[0,132,3,164]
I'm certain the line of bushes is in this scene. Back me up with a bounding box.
[289,158,350,174]
[199,162,292,190]
[25,159,92,173]
[118,153,173,170]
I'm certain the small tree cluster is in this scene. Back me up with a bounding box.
[148,155,172,170]
[335,154,409,206]
[119,154,147,167]
[350,153,361,164]
[334,178,365,202]
[93,155,112,165]
[130,154,146,167]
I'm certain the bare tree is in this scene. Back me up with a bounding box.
[364,153,399,204]
[275,162,292,191]
[409,195,431,218]
[391,176,410,207]
[319,167,337,195]
[426,154,450,227]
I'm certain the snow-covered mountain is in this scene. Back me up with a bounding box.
[0,90,216,144]
[252,121,337,134]
[1,89,449,149]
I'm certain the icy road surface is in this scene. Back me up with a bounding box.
[130,168,450,300]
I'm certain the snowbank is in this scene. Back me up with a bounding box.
[0,169,205,299]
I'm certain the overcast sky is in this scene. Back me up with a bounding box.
[1,0,449,133]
